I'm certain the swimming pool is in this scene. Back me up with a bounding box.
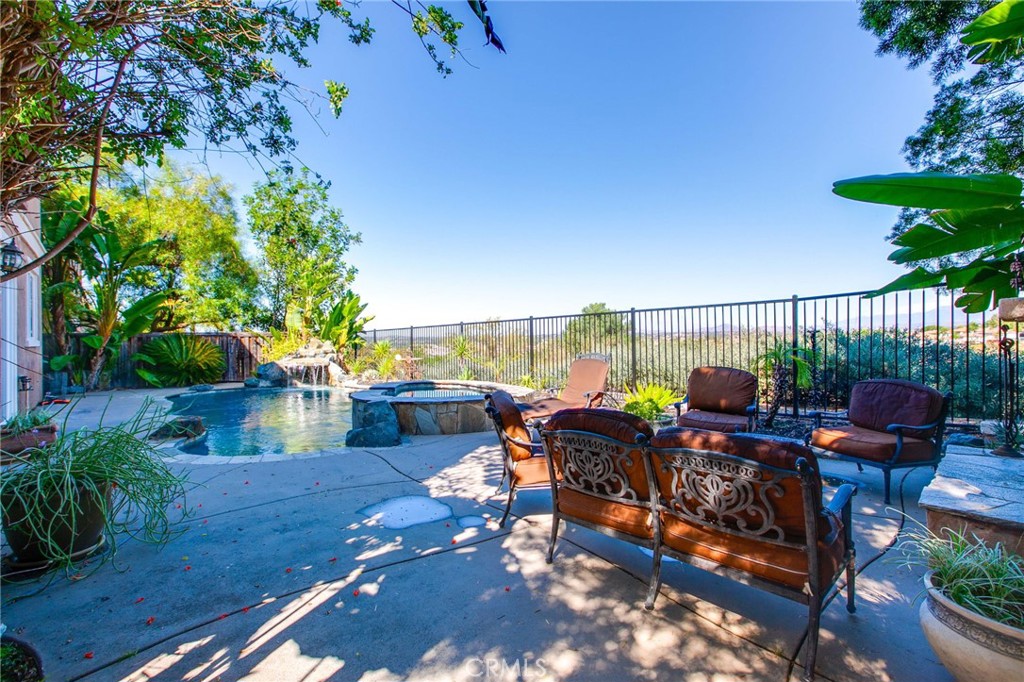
[168,388,352,457]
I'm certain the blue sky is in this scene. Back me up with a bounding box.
[182,1,941,329]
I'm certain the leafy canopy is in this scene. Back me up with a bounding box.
[244,168,360,330]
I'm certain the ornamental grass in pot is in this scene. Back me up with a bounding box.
[899,524,1024,682]
[1,403,189,572]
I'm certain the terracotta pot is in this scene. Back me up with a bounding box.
[0,424,57,461]
[919,571,1024,682]
[1,482,110,566]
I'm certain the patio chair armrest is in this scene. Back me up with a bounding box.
[885,419,942,434]
[808,410,848,429]
[825,483,856,517]
[672,397,689,417]
[582,390,605,408]
[505,434,542,455]
[822,483,857,544]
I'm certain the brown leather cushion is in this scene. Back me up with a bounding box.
[686,367,757,415]
[659,514,845,592]
[487,391,534,462]
[512,455,550,487]
[545,408,654,443]
[650,428,823,539]
[560,358,609,407]
[848,379,945,439]
[559,488,653,540]
[544,408,654,509]
[677,410,750,433]
[811,425,937,464]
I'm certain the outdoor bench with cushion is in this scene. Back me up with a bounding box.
[539,410,857,682]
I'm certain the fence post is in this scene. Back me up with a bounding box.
[791,294,800,418]
[630,308,638,391]
[409,326,414,355]
[528,316,535,377]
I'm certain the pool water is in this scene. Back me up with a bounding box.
[168,388,352,457]
[392,388,488,398]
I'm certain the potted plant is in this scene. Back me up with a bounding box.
[622,383,682,426]
[899,524,1024,682]
[0,402,189,571]
[0,626,43,682]
[1,409,58,463]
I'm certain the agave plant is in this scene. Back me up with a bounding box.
[135,334,226,387]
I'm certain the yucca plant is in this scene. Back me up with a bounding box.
[623,383,682,423]
[135,333,226,387]
[752,342,814,428]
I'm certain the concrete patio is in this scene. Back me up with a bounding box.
[2,390,956,682]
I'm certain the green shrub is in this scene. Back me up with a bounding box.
[622,383,681,422]
[136,334,226,387]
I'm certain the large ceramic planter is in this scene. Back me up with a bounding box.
[1,482,110,568]
[919,571,1024,682]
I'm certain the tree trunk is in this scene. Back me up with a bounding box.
[85,350,107,391]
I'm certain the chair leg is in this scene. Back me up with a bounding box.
[856,462,863,472]
[546,513,560,564]
[644,544,663,610]
[494,466,507,495]
[803,596,822,682]
[883,469,892,505]
[499,486,516,528]
[846,554,857,614]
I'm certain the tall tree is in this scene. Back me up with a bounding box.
[0,0,505,281]
[244,168,360,330]
[859,1,1023,238]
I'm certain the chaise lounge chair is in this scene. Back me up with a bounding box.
[517,354,610,421]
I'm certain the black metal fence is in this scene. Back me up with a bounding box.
[362,289,1021,423]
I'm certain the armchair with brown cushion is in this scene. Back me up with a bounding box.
[806,378,951,504]
[647,428,856,682]
[539,408,655,563]
[485,391,551,528]
[518,354,609,421]
[673,366,758,433]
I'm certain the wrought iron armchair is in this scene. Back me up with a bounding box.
[539,408,655,563]
[485,391,551,528]
[806,378,951,504]
[673,366,758,433]
[646,428,857,682]
[517,353,610,421]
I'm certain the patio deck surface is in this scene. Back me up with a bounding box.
[1,389,956,682]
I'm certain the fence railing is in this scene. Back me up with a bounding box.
[54,332,265,389]
[362,289,1021,424]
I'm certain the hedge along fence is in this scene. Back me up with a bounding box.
[363,288,1021,424]
[53,332,266,389]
